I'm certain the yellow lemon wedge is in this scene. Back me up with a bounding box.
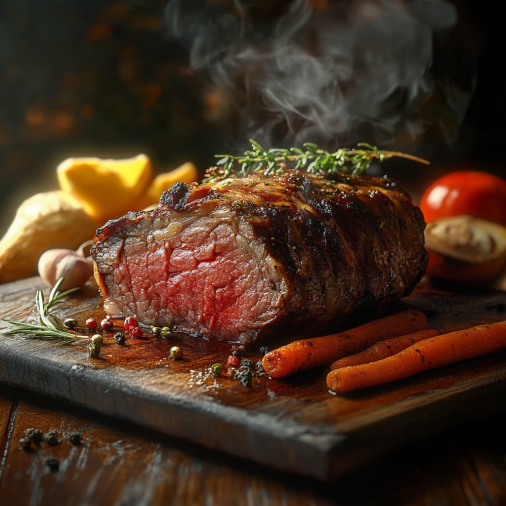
[57,154,152,223]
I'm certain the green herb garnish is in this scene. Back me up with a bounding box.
[2,277,86,345]
[204,139,429,182]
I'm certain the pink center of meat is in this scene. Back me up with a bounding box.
[103,212,285,342]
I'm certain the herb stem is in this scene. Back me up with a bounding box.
[219,150,429,166]
[1,277,86,345]
[205,140,430,182]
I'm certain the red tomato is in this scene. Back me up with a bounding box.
[424,249,505,285]
[420,171,506,227]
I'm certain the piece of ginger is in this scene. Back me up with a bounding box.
[0,191,97,284]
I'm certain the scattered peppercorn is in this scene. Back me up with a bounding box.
[86,318,97,330]
[230,346,242,360]
[234,368,253,387]
[212,363,223,376]
[91,334,103,346]
[240,359,254,369]
[259,347,269,355]
[151,326,161,335]
[130,326,143,338]
[226,355,240,368]
[160,328,172,339]
[256,360,267,376]
[114,332,126,345]
[44,430,58,446]
[19,438,31,451]
[25,428,43,442]
[170,346,183,359]
[63,318,77,330]
[46,458,59,472]
[101,318,113,330]
[88,342,101,358]
[69,432,82,445]
[124,316,138,331]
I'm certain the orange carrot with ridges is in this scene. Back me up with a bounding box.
[330,329,443,370]
[262,309,427,378]
[327,321,506,393]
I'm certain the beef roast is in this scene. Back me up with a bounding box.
[92,172,428,343]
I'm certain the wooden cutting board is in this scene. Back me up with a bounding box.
[0,276,505,480]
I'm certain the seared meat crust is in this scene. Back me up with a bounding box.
[92,172,428,343]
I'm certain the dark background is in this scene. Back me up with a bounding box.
[0,0,504,235]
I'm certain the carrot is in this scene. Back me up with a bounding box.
[262,309,427,378]
[327,320,506,393]
[330,329,444,370]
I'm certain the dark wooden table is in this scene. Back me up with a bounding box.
[1,384,506,506]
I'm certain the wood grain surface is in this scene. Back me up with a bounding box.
[0,277,505,480]
[2,385,506,506]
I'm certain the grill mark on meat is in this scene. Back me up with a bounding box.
[92,172,428,343]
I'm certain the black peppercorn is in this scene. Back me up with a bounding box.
[256,360,266,376]
[44,430,58,446]
[63,318,77,330]
[46,458,59,472]
[114,332,126,345]
[25,428,43,443]
[19,438,31,451]
[259,346,269,355]
[69,432,82,445]
[240,359,254,369]
[230,346,242,360]
[234,369,252,387]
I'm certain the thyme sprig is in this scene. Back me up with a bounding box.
[2,277,87,345]
[204,140,429,182]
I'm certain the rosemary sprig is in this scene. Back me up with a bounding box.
[2,277,86,345]
[204,140,429,182]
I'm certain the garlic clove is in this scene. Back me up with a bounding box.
[54,253,93,291]
[38,249,74,287]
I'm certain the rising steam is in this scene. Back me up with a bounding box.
[166,0,470,152]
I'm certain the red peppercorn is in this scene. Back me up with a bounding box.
[226,355,240,368]
[101,318,113,330]
[130,326,143,338]
[85,318,97,330]
[124,317,138,331]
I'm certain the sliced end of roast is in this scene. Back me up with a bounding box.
[93,207,287,343]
